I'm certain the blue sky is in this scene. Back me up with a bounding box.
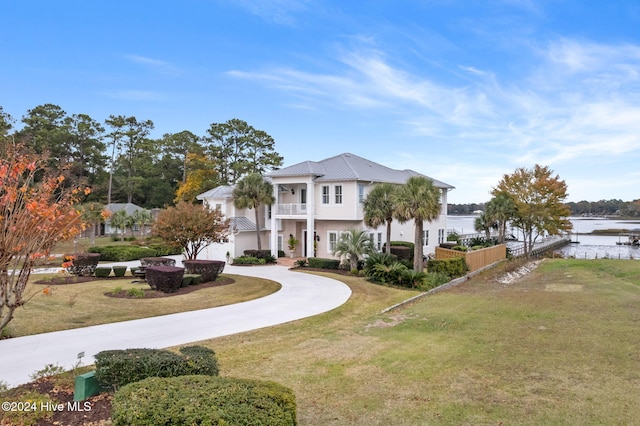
[2,1,640,204]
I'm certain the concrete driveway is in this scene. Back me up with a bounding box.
[0,262,351,388]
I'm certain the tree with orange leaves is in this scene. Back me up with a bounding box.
[0,142,88,335]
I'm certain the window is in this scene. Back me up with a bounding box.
[267,204,272,219]
[215,203,222,211]
[377,232,383,251]
[438,229,445,244]
[322,186,329,204]
[277,234,283,252]
[328,232,338,252]
[422,230,429,247]
[335,185,342,204]
[358,183,365,203]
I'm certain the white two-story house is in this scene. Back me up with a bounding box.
[197,152,454,261]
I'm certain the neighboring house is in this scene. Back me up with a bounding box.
[197,152,454,261]
[104,203,147,236]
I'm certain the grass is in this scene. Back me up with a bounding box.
[187,260,640,425]
[5,274,280,337]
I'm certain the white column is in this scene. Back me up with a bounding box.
[270,183,278,257]
[306,178,315,257]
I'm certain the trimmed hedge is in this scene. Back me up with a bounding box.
[88,246,157,262]
[111,375,296,426]
[94,267,112,278]
[427,257,468,278]
[87,244,180,262]
[308,257,340,269]
[140,257,176,267]
[112,266,127,277]
[94,346,219,391]
[145,266,184,293]
[181,274,201,287]
[233,255,265,265]
[183,260,225,282]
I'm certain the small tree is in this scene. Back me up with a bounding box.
[332,229,373,270]
[152,202,230,260]
[492,164,572,256]
[1,144,87,335]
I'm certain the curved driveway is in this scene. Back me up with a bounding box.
[0,264,352,388]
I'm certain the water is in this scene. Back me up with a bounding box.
[447,216,640,260]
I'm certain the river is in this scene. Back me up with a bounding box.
[447,216,640,260]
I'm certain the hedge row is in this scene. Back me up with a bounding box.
[308,257,341,269]
[111,375,296,426]
[88,244,181,261]
[427,256,468,278]
[94,346,219,391]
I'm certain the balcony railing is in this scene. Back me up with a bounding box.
[275,203,307,216]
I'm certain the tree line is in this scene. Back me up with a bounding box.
[450,199,640,217]
[0,104,284,208]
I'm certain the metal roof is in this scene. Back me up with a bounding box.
[105,203,145,216]
[196,185,235,200]
[267,152,454,189]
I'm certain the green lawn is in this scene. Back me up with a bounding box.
[199,259,640,425]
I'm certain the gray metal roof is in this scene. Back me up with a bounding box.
[267,152,454,189]
[105,203,145,216]
[230,217,259,232]
[196,185,235,200]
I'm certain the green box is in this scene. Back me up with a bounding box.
[74,371,100,401]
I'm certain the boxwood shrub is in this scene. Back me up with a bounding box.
[88,244,181,261]
[308,257,341,269]
[145,266,184,293]
[111,375,296,426]
[232,255,265,265]
[94,267,112,278]
[94,346,219,391]
[427,257,468,278]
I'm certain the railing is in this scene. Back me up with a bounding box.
[275,203,308,216]
[509,235,570,258]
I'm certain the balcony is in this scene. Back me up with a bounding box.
[275,203,307,216]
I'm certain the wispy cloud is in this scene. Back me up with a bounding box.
[125,55,180,75]
[229,0,311,26]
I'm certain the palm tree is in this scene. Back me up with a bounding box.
[363,183,398,254]
[233,173,275,251]
[132,209,154,238]
[486,193,517,243]
[393,176,442,272]
[332,229,374,270]
[109,209,128,241]
[474,212,495,240]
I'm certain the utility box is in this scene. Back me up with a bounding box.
[74,371,100,401]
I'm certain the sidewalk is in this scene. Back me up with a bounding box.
[0,259,352,388]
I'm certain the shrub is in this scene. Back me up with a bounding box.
[452,245,468,252]
[145,266,184,293]
[418,272,451,291]
[308,257,341,269]
[363,252,397,274]
[427,257,468,278]
[111,375,296,426]
[126,288,145,298]
[112,266,127,277]
[447,232,461,242]
[63,253,101,276]
[294,258,308,267]
[278,249,286,258]
[94,267,112,278]
[140,257,176,267]
[368,261,408,284]
[148,243,183,256]
[389,246,413,262]
[94,346,219,391]
[232,255,265,265]
[88,246,157,262]
[183,260,225,282]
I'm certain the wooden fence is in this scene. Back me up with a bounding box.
[435,244,507,272]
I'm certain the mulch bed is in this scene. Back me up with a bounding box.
[34,276,131,285]
[0,376,113,426]
[105,276,234,299]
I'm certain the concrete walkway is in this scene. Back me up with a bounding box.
[0,260,352,388]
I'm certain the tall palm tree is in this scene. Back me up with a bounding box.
[109,209,128,241]
[486,193,517,243]
[474,212,495,240]
[363,183,398,254]
[393,176,442,272]
[332,229,374,270]
[233,173,275,251]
